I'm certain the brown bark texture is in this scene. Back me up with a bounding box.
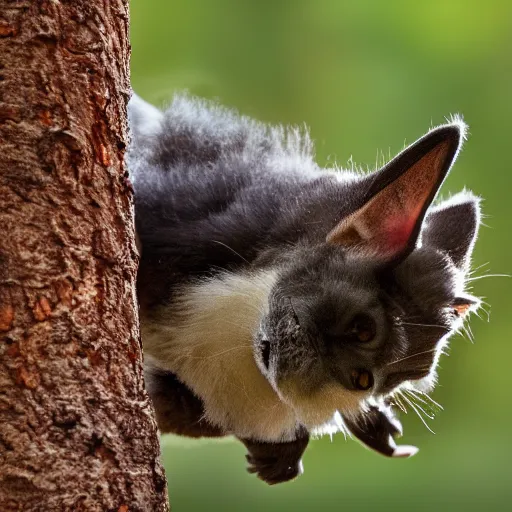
[0,1,169,511]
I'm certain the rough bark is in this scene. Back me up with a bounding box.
[0,1,169,511]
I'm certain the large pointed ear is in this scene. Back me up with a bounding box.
[422,192,480,270]
[327,122,466,263]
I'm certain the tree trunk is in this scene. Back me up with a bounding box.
[0,1,169,511]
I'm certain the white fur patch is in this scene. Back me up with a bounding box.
[142,269,302,442]
[280,380,365,430]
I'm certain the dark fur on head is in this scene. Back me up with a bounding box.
[128,93,481,481]
[254,200,479,428]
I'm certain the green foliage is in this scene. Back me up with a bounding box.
[131,1,512,509]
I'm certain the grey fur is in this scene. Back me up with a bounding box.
[128,93,481,477]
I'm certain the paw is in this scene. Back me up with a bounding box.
[240,426,309,485]
[343,405,419,458]
[245,454,304,485]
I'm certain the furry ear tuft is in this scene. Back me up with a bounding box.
[327,124,464,263]
[423,192,481,270]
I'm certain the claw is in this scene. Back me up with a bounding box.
[392,445,419,458]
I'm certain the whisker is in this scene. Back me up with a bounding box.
[387,347,438,367]
[397,390,411,414]
[466,323,475,342]
[392,392,408,414]
[408,399,435,423]
[473,309,485,322]
[201,345,254,360]
[401,321,446,329]
[401,392,436,434]
[459,323,474,344]
[211,240,251,264]
[467,273,510,282]
[408,388,443,411]
[468,261,490,276]
[478,300,491,322]
[403,389,436,418]
[404,388,430,406]
[185,343,254,360]
[410,397,436,422]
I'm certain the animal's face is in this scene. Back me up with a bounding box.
[253,122,480,427]
[254,241,477,426]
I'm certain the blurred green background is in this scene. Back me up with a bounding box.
[130,1,511,510]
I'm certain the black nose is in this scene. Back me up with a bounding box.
[260,338,271,370]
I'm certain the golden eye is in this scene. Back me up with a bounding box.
[345,314,376,343]
[351,369,374,391]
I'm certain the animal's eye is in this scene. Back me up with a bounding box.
[345,314,376,343]
[351,369,374,391]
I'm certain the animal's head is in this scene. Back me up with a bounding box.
[254,121,480,431]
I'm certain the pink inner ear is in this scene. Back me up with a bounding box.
[328,139,454,259]
[378,198,425,253]
[380,215,417,253]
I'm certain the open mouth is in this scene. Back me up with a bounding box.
[261,338,271,370]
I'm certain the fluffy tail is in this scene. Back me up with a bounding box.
[128,92,164,142]
[126,93,164,187]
